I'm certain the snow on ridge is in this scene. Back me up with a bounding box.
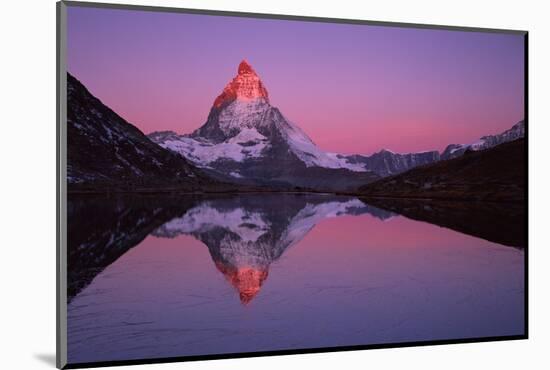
[217,99,271,135]
[153,99,368,172]
[442,121,524,159]
[280,116,368,172]
[159,127,269,166]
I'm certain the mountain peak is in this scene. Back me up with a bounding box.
[238,59,256,75]
[213,60,269,108]
[215,263,268,305]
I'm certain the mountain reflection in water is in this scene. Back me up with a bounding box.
[68,194,394,303]
[151,196,393,304]
[67,193,525,364]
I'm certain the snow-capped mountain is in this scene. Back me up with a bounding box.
[148,61,525,188]
[67,72,217,191]
[441,120,525,160]
[148,60,380,191]
[344,149,441,177]
[349,120,525,175]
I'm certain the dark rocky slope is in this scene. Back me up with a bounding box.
[67,73,226,192]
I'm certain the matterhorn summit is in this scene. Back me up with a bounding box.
[189,60,278,142]
[148,61,447,190]
[213,60,269,108]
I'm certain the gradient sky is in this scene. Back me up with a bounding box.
[67,6,524,154]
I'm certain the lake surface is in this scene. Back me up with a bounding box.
[66,194,525,364]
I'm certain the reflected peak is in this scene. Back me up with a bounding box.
[216,263,268,305]
[152,195,396,305]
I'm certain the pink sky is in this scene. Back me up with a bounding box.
[67,6,525,155]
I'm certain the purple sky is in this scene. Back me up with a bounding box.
[67,6,524,154]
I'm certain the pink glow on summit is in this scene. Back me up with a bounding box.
[213,60,269,108]
[67,7,524,155]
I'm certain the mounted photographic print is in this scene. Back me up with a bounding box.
[56,1,528,368]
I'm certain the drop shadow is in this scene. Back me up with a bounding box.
[34,353,56,367]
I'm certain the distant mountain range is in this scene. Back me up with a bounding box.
[440,120,525,160]
[359,138,525,202]
[67,60,524,193]
[149,60,524,188]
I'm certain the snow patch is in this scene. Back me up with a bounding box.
[160,127,269,166]
[217,100,271,135]
[280,117,367,172]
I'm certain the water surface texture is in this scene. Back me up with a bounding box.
[67,194,524,364]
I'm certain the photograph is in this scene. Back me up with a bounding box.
[60,2,526,367]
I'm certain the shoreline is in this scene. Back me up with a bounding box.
[66,189,524,204]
